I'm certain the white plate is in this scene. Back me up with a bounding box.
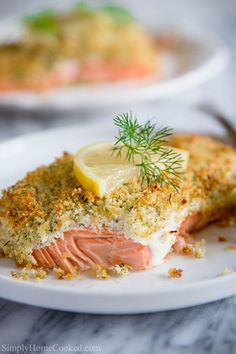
[0,116,236,314]
[0,18,230,109]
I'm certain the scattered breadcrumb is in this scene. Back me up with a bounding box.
[92,265,110,280]
[11,270,29,281]
[110,264,131,277]
[193,239,206,248]
[65,273,75,281]
[217,216,236,227]
[11,266,47,281]
[53,266,79,280]
[182,242,206,259]
[53,267,66,279]
[62,252,71,259]
[10,262,133,281]
[32,268,48,281]
[218,236,227,242]
[196,238,206,246]
[225,245,236,251]
[168,267,183,278]
[194,247,206,258]
[221,267,233,276]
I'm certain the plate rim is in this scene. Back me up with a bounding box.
[0,270,236,314]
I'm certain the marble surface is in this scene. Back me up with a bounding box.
[0,1,236,353]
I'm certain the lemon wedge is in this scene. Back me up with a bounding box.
[73,142,189,197]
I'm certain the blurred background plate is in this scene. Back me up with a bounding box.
[0,17,230,110]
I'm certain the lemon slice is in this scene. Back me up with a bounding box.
[73,142,189,197]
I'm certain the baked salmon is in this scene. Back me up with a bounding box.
[32,228,151,274]
[0,5,158,92]
[0,134,236,277]
[0,58,156,92]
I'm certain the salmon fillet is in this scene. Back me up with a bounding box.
[32,228,151,274]
[32,208,236,274]
[0,6,158,92]
[0,60,80,92]
[79,60,156,83]
[0,134,236,277]
[0,60,156,92]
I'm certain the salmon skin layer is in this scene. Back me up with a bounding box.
[32,228,151,274]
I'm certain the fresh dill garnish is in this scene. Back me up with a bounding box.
[74,2,134,22]
[74,1,92,11]
[112,113,184,191]
[100,3,134,23]
[23,9,58,33]
[24,3,133,32]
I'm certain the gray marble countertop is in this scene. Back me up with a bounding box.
[0,1,236,353]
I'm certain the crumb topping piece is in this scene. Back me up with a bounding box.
[182,239,206,259]
[92,265,110,279]
[168,267,183,278]
[110,263,131,277]
[225,245,236,251]
[221,267,233,276]
[11,265,47,281]
[218,236,227,242]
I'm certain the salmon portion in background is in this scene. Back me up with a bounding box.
[0,59,157,92]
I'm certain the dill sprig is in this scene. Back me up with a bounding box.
[75,2,134,22]
[112,112,184,191]
[100,3,134,22]
[23,9,58,33]
[23,3,133,32]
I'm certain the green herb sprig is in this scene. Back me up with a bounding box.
[112,113,184,191]
[100,3,134,23]
[74,1,93,11]
[75,2,134,22]
[23,9,58,33]
[23,3,134,32]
